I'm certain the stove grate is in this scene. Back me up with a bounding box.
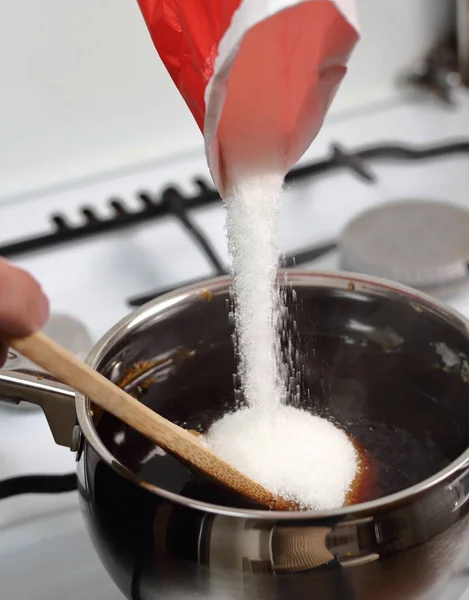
[1,141,468,261]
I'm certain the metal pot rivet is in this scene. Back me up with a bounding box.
[70,425,82,453]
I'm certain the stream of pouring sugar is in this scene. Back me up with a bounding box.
[225,165,286,410]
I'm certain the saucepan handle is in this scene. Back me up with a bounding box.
[0,349,77,448]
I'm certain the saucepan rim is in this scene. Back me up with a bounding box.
[75,269,469,519]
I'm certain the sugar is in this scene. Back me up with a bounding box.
[213,139,358,510]
[225,167,285,409]
[203,404,358,510]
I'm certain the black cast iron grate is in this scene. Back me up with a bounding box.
[125,140,469,306]
[1,140,469,308]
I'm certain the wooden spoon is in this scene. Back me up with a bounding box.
[10,332,296,511]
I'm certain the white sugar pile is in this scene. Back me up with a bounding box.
[204,404,358,510]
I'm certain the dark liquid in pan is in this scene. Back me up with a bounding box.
[97,386,452,510]
[96,287,469,510]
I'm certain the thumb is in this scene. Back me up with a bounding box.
[0,258,49,338]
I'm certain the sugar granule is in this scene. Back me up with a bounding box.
[203,404,358,510]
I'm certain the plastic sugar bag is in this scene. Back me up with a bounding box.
[137,0,359,192]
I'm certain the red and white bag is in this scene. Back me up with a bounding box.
[137,0,359,192]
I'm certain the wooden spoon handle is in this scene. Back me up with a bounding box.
[10,332,293,511]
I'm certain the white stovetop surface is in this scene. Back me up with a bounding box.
[2,91,469,599]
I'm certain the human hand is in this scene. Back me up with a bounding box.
[0,259,49,367]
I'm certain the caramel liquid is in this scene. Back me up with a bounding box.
[99,405,449,511]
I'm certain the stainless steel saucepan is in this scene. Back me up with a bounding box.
[1,270,469,600]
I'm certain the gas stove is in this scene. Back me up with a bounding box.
[2,91,469,599]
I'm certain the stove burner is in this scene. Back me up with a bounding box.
[41,313,93,360]
[339,200,469,290]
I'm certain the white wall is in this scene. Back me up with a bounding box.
[0,0,454,200]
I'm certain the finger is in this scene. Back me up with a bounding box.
[0,343,7,367]
[0,259,49,338]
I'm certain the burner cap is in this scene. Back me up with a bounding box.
[339,200,469,288]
